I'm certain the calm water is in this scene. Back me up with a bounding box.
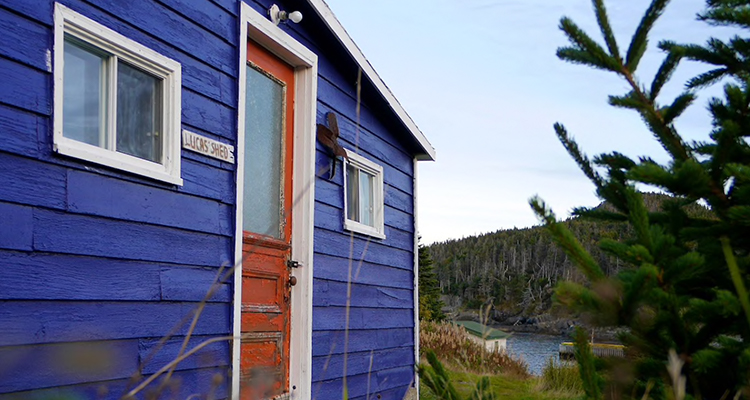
[505,332,565,375]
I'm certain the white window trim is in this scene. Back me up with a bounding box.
[234,4,318,400]
[343,150,386,240]
[53,3,183,185]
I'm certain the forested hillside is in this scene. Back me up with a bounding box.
[428,194,712,320]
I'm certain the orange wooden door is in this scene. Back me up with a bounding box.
[240,40,295,400]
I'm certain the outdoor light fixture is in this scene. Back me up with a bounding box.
[269,4,303,26]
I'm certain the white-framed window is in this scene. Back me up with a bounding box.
[343,150,385,239]
[53,3,182,185]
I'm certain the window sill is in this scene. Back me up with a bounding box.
[54,139,183,186]
[344,219,386,240]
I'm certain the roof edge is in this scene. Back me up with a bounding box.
[306,0,436,161]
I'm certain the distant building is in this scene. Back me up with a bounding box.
[455,321,511,352]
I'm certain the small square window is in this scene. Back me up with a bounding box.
[54,4,182,185]
[343,150,385,239]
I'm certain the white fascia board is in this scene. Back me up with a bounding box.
[306,0,437,161]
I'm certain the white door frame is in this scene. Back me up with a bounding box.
[233,4,318,399]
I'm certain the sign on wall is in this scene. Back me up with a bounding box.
[182,129,235,164]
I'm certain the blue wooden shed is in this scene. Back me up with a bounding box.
[0,0,435,399]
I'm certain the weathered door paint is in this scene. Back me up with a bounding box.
[240,39,296,400]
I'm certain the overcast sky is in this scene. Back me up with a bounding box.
[324,0,735,244]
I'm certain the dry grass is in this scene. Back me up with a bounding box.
[538,357,583,395]
[420,320,529,378]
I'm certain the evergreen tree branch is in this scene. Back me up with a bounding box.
[609,91,644,110]
[554,123,604,188]
[650,48,684,100]
[559,17,621,72]
[663,92,697,123]
[592,0,621,60]
[687,68,730,89]
[675,42,737,67]
[626,0,671,72]
[625,188,654,252]
[700,5,750,29]
[530,196,606,281]
[706,0,749,7]
[720,236,750,329]
[574,327,604,400]
[621,70,692,162]
[572,206,629,221]
[557,47,617,71]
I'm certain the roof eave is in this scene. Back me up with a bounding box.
[305,0,436,161]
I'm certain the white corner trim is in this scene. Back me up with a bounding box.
[233,4,317,400]
[53,3,182,185]
[305,0,436,161]
[412,157,420,395]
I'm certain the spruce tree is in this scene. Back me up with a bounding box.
[419,242,446,322]
[530,0,750,397]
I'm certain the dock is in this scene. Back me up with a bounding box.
[559,342,625,359]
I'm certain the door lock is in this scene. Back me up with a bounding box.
[287,260,300,268]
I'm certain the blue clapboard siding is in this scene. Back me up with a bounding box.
[312,366,415,400]
[0,301,230,346]
[313,228,413,268]
[67,170,233,236]
[313,280,413,309]
[313,254,414,290]
[313,307,413,331]
[0,152,67,209]
[155,0,236,42]
[139,336,231,374]
[0,0,238,397]
[33,210,232,267]
[0,103,43,158]
[0,366,230,400]
[0,56,50,115]
[0,7,50,72]
[312,348,415,381]
[317,97,415,179]
[0,203,33,251]
[160,267,233,302]
[61,0,236,74]
[0,340,140,393]
[312,329,414,357]
[0,251,162,301]
[350,386,412,400]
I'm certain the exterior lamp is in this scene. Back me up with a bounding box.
[269,4,303,26]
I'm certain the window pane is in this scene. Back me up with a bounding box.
[359,170,375,227]
[63,38,105,147]
[117,62,162,163]
[243,65,285,238]
[346,164,359,222]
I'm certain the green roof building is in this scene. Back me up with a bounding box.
[454,321,510,352]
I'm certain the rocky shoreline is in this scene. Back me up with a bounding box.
[492,316,576,337]
[451,309,621,342]
[492,319,622,343]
